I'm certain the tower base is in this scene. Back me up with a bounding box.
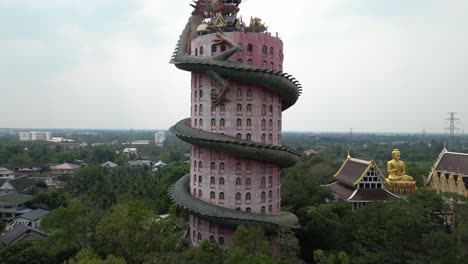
[385,181,417,195]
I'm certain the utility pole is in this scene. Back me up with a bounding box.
[349,128,354,142]
[445,112,460,150]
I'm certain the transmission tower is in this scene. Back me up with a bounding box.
[445,112,460,150]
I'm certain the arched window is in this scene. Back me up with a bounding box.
[237,88,243,98]
[236,177,241,185]
[247,59,253,65]
[262,105,266,115]
[236,133,242,139]
[198,232,202,242]
[194,105,198,115]
[210,235,215,243]
[245,192,251,200]
[210,177,215,184]
[220,177,225,185]
[236,104,242,112]
[194,90,197,100]
[270,47,274,57]
[194,77,198,89]
[269,119,273,130]
[199,77,203,87]
[261,119,266,130]
[270,62,274,70]
[219,192,225,200]
[246,118,252,128]
[199,175,202,183]
[194,174,197,183]
[200,46,204,55]
[211,105,216,114]
[261,206,266,214]
[236,118,242,128]
[221,44,226,51]
[194,160,197,168]
[247,89,252,98]
[247,43,253,53]
[211,44,217,53]
[262,60,267,68]
[199,118,203,126]
[268,134,272,144]
[246,207,251,212]
[237,59,243,63]
[268,205,272,212]
[261,134,266,143]
[246,163,251,172]
[246,133,251,140]
[193,188,196,195]
[219,162,225,172]
[198,161,203,170]
[198,190,202,197]
[195,48,198,56]
[210,191,215,199]
[269,190,273,201]
[220,103,225,113]
[246,178,251,186]
[269,105,273,115]
[262,45,267,56]
[236,192,241,201]
[219,236,224,245]
[210,162,215,172]
[268,176,273,187]
[199,104,203,114]
[261,177,266,187]
[236,162,241,172]
[211,118,216,127]
[193,230,196,241]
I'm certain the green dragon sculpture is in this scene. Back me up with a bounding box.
[169,14,302,230]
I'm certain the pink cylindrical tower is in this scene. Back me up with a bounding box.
[170,0,301,247]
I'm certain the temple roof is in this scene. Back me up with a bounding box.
[333,157,371,186]
[348,189,398,201]
[427,148,468,185]
[324,181,355,200]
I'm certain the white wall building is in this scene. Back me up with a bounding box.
[18,132,52,141]
[155,131,166,146]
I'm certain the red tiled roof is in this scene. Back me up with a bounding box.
[324,181,356,200]
[348,189,398,201]
[334,158,370,186]
[51,163,81,170]
[436,152,468,174]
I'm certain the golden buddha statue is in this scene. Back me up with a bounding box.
[387,149,414,182]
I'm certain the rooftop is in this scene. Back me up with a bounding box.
[15,208,49,221]
[0,224,47,245]
[0,192,33,205]
[51,163,81,170]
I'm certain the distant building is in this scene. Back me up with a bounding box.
[15,162,41,175]
[101,161,118,169]
[0,167,15,180]
[0,176,37,195]
[323,154,398,211]
[155,131,166,146]
[426,147,468,197]
[130,140,151,145]
[0,224,47,246]
[123,148,138,158]
[18,131,52,141]
[10,209,49,229]
[50,163,81,175]
[29,173,59,188]
[0,193,33,222]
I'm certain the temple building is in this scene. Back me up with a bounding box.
[324,154,399,211]
[426,147,468,197]
[169,0,302,247]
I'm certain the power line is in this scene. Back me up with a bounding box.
[445,112,460,150]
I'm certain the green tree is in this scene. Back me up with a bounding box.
[225,225,270,264]
[68,247,126,264]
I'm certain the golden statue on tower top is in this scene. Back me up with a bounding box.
[385,149,417,194]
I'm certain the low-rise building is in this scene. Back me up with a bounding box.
[29,173,59,188]
[101,161,118,169]
[0,193,33,222]
[323,154,398,211]
[18,131,52,141]
[155,131,166,146]
[14,162,41,175]
[426,147,468,197]
[0,224,47,245]
[0,176,37,195]
[0,167,15,180]
[50,163,81,175]
[10,209,49,229]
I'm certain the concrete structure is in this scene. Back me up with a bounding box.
[0,193,33,222]
[15,163,41,175]
[426,147,468,197]
[155,131,166,146]
[50,163,81,175]
[324,154,399,211]
[169,1,301,247]
[10,209,49,229]
[0,167,15,180]
[18,131,52,141]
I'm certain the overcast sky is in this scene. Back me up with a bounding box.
[1,0,467,133]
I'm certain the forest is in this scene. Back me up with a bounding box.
[0,131,467,263]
